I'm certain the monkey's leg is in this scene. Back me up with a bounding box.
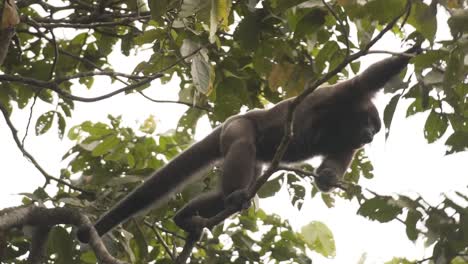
[173,118,257,237]
[316,149,356,192]
[173,191,225,237]
[220,118,257,210]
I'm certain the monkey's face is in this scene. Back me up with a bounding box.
[341,105,381,149]
[353,110,381,148]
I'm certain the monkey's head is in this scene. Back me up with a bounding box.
[343,103,381,149]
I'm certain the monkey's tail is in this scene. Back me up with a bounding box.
[77,128,222,243]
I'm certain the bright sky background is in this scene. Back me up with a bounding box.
[1,5,467,264]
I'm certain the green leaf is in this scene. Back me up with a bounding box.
[80,251,97,263]
[294,8,327,39]
[257,176,282,198]
[81,121,112,137]
[383,94,400,140]
[234,11,262,52]
[413,50,448,70]
[321,193,335,208]
[443,47,465,90]
[384,258,413,264]
[47,226,74,263]
[448,9,468,36]
[424,110,448,143]
[358,196,402,223]
[180,0,210,18]
[315,41,340,73]
[127,153,136,168]
[365,0,406,24]
[35,111,55,135]
[405,210,422,241]
[92,135,120,156]
[57,112,66,139]
[148,0,172,22]
[445,131,468,154]
[300,221,336,257]
[350,61,361,74]
[407,1,437,42]
[213,77,247,121]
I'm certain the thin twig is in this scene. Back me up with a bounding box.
[0,45,204,103]
[21,93,39,146]
[48,29,58,80]
[322,0,350,56]
[144,221,175,260]
[0,103,93,195]
[138,91,211,112]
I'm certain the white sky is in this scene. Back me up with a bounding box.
[1,6,467,264]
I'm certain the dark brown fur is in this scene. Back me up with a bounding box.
[78,47,418,243]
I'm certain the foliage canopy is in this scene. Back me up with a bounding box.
[0,0,467,263]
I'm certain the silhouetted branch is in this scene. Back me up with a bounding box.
[0,45,203,103]
[0,205,127,264]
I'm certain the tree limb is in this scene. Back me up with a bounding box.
[0,205,127,264]
[0,45,204,103]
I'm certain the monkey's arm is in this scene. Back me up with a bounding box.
[352,46,421,94]
[315,150,356,192]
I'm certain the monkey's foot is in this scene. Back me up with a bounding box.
[224,189,251,211]
[174,215,209,239]
[316,168,339,192]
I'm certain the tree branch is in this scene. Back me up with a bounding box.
[0,205,127,264]
[0,45,204,103]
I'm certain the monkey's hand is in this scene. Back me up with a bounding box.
[224,189,251,211]
[315,168,340,192]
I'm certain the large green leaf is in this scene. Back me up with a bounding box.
[35,111,55,135]
[358,196,402,223]
[424,110,448,143]
[300,221,336,257]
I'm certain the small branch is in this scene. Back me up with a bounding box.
[0,45,204,103]
[0,103,93,195]
[24,15,150,29]
[48,29,59,80]
[0,205,127,264]
[366,49,420,57]
[176,235,198,264]
[55,70,149,83]
[21,93,38,146]
[145,222,175,260]
[322,0,350,56]
[276,165,318,179]
[138,91,212,112]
